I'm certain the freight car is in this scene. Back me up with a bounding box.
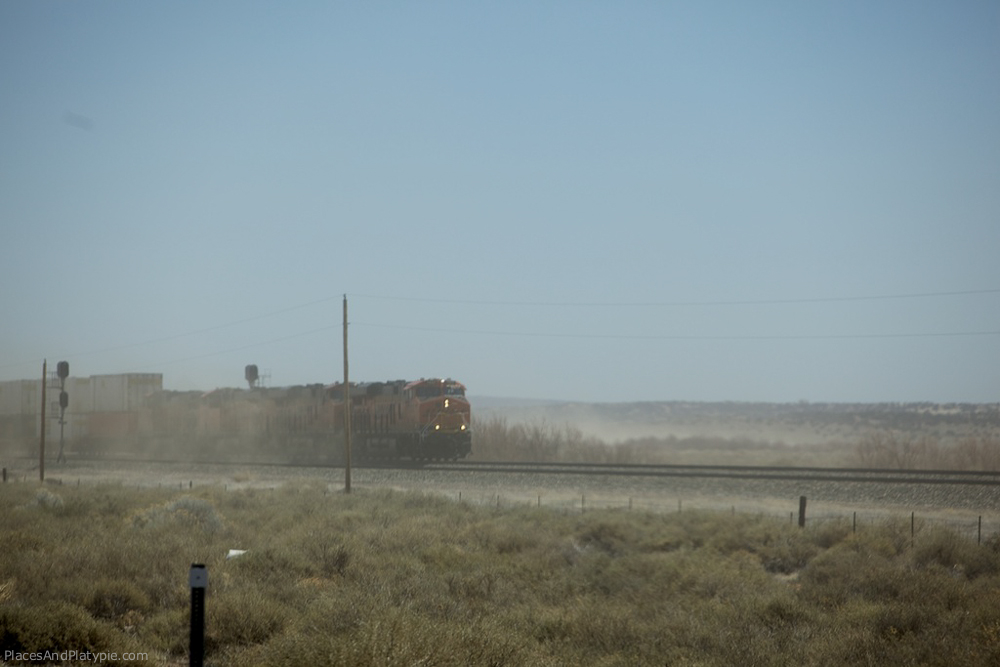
[27,376,470,464]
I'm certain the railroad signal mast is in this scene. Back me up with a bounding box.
[56,361,69,463]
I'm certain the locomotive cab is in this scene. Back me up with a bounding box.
[337,377,473,461]
[406,378,472,459]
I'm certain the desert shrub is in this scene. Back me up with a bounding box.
[130,495,224,533]
[758,537,816,574]
[854,431,1000,471]
[455,517,538,555]
[137,608,188,656]
[951,435,1000,470]
[292,594,364,637]
[705,513,785,555]
[809,517,853,548]
[471,416,610,462]
[797,541,888,607]
[753,519,849,574]
[0,602,146,666]
[473,414,843,466]
[256,609,528,667]
[912,524,969,570]
[853,516,915,557]
[31,488,64,510]
[81,578,151,623]
[855,430,933,469]
[576,520,631,555]
[912,524,1000,580]
[80,485,157,519]
[960,534,1000,579]
[4,480,1000,666]
[314,541,351,577]
[208,588,291,650]
[224,547,316,601]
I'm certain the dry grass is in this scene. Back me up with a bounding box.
[2,480,1000,666]
[472,416,1000,470]
[471,415,851,466]
[854,431,1000,470]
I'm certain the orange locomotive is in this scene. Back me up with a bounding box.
[338,378,472,460]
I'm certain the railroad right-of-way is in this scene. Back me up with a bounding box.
[416,460,1000,486]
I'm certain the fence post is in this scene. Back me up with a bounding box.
[798,496,807,528]
[979,516,983,545]
[189,564,207,667]
[911,512,915,548]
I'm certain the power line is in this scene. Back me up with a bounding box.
[114,325,339,375]
[0,295,342,371]
[354,322,1000,341]
[352,288,1000,307]
[3,287,997,375]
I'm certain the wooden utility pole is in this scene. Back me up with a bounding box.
[343,295,351,493]
[39,359,46,482]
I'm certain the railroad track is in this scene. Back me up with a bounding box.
[10,455,1000,486]
[416,460,1000,486]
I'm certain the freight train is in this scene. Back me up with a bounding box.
[0,374,473,464]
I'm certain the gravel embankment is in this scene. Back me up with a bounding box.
[15,458,998,527]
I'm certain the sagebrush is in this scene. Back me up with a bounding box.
[1,481,999,666]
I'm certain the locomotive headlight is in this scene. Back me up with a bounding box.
[461,424,466,431]
[435,424,440,430]
[444,399,449,408]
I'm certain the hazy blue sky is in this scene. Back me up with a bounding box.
[2,1,998,403]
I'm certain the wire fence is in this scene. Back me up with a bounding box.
[449,488,1000,545]
[5,463,1000,546]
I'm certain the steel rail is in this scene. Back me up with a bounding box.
[417,460,1000,486]
[13,455,1000,486]
[425,459,1000,478]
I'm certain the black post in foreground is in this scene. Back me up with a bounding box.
[189,564,207,667]
[798,496,807,528]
